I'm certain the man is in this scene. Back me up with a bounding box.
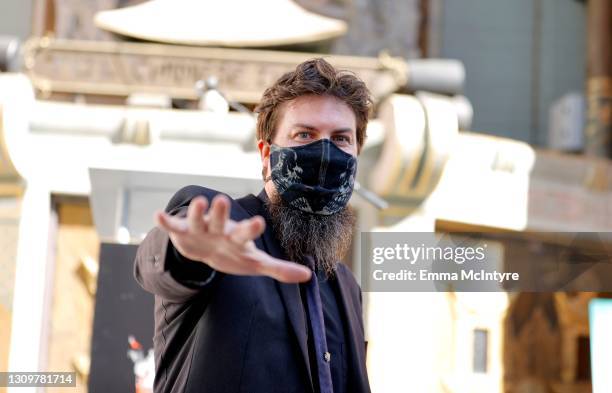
[134,58,372,393]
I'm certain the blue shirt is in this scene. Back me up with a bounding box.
[301,269,348,393]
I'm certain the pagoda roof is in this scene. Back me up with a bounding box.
[94,0,347,47]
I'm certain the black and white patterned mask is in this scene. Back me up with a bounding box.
[269,139,357,215]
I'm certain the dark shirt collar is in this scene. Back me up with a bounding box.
[253,188,274,225]
[257,188,270,204]
[256,188,270,204]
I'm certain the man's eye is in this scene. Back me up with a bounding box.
[297,132,311,139]
[332,135,350,143]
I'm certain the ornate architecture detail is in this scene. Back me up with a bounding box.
[23,38,404,103]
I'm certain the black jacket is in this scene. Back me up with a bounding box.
[134,185,370,393]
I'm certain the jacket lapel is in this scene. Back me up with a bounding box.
[335,268,371,392]
[242,190,314,392]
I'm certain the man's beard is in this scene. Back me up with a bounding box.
[266,193,355,278]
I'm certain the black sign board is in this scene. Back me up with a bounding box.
[89,243,154,393]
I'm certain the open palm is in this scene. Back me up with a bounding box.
[156,194,312,283]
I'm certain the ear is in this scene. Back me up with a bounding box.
[258,139,272,180]
[257,139,270,160]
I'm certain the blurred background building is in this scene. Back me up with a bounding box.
[0,0,610,392]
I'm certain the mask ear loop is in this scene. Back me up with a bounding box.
[263,139,273,182]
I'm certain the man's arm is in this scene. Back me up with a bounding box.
[134,185,312,303]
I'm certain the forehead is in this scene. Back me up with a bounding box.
[277,94,356,129]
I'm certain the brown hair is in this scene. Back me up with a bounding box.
[255,58,372,151]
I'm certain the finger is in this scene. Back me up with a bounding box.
[156,211,188,234]
[252,251,312,283]
[208,194,230,234]
[229,216,265,244]
[187,196,209,233]
[223,219,238,235]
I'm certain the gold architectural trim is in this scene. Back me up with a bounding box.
[23,38,404,103]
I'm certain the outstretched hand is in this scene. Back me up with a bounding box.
[155,194,312,283]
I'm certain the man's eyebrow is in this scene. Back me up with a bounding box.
[292,123,354,133]
[292,123,317,130]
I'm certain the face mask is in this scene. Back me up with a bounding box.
[268,138,357,215]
